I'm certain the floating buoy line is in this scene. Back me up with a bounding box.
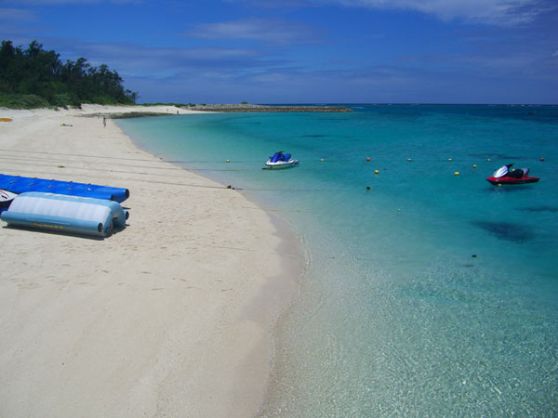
[0,148,546,184]
[0,148,545,166]
[0,154,546,180]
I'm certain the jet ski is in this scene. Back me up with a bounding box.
[486,164,539,185]
[0,189,17,212]
[264,151,299,169]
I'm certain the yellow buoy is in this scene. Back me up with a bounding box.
[454,171,460,176]
[225,159,231,163]
[448,157,453,162]
[373,169,380,175]
[472,164,477,169]
[407,158,413,162]
[320,158,325,162]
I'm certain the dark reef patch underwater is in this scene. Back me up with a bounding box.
[472,221,536,242]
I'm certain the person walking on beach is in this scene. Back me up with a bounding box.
[103,116,106,127]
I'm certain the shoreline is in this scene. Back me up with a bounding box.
[117,113,309,415]
[0,104,304,417]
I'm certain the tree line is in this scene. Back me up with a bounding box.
[0,40,137,108]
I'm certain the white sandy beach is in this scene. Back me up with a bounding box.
[0,105,301,417]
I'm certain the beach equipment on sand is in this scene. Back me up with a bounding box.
[1,192,128,237]
[0,189,17,213]
[0,117,13,122]
[0,174,129,203]
[263,151,299,169]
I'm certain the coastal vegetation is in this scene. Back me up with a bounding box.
[0,40,137,108]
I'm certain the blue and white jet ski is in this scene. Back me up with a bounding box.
[264,151,299,170]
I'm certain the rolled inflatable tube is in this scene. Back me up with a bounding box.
[1,211,106,237]
[0,192,129,237]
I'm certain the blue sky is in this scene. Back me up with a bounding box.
[1,0,557,104]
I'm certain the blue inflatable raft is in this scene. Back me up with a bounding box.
[1,192,128,237]
[0,174,129,203]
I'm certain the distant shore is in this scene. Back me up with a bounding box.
[0,104,302,417]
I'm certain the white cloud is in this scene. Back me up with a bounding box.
[0,7,36,35]
[0,0,138,4]
[233,0,552,25]
[56,42,269,79]
[0,7,36,20]
[189,18,319,44]
[333,0,554,25]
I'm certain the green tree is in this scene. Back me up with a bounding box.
[0,39,137,108]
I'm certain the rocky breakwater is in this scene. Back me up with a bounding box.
[188,104,351,112]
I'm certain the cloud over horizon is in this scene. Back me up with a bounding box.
[189,18,320,44]
[63,42,267,75]
[234,0,553,25]
[0,0,137,4]
[338,0,552,25]
[0,7,38,37]
[0,7,36,20]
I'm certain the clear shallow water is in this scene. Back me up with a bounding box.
[119,105,558,416]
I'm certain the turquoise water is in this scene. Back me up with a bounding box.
[119,105,558,416]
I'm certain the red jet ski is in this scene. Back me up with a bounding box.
[487,175,540,185]
[487,164,539,186]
